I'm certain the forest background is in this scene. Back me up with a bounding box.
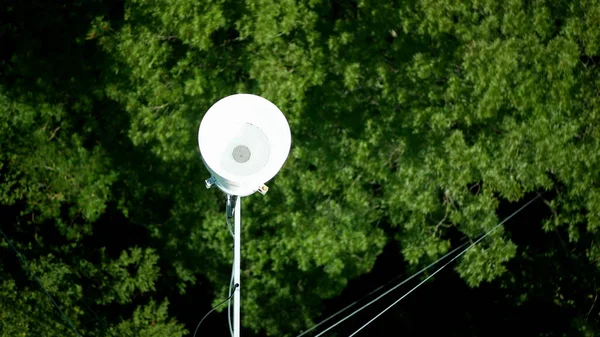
[1,0,600,336]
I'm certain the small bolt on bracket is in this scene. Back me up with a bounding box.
[258,184,269,195]
[205,177,216,189]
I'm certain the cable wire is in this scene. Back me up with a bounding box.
[296,234,472,337]
[226,195,235,238]
[307,241,469,337]
[296,273,403,337]
[193,283,239,337]
[0,227,83,337]
[225,194,237,336]
[346,193,542,337]
[228,262,235,337]
[227,234,235,337]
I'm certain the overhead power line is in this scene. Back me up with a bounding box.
[298,241,469,337]
[346,193,542,337]
[300,193,541,337]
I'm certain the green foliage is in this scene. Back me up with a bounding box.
[2,0,600,336]
[107,300,187,337]
[456,235,518,287]
[93,247,161,305]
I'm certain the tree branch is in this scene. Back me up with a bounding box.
[48,126,60,140]
[586,292,598,320]
[149,103,169,111]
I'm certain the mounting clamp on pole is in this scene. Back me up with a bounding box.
[226,194,237,219]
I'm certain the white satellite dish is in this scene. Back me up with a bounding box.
[198,94,291,197]
[197,94,291,337]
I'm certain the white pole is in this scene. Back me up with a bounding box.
[234,196,241,337]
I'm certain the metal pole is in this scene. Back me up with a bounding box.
[234,196,241,337]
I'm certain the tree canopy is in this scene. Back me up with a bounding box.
[1,0,599,336]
